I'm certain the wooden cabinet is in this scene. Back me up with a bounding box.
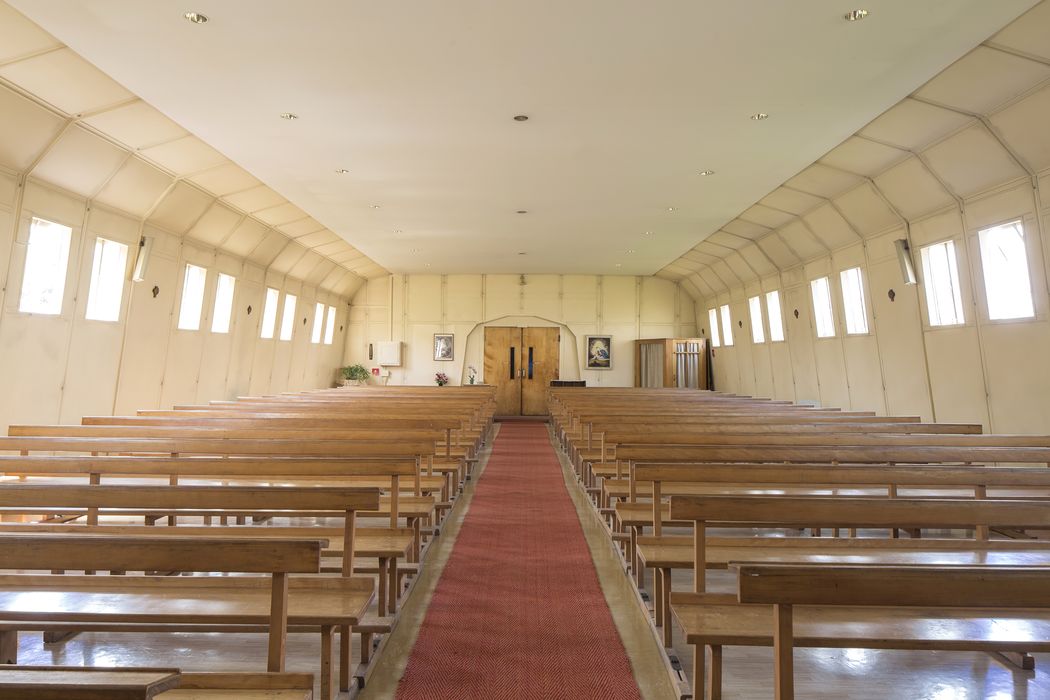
[634,338,708,389]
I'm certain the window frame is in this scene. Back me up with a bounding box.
[310,302,325,344]
[260,287,280,339]
[707,308,721,348]
[323,305,337,345]
[810,276,836,339]
[278,293,297,342]
[748,295,765,344]
[18,216,74,317]
[719,304,734,346]
[919,238,966,328]
[83,236,129,323]
[838,266,870,336]
[975,217,1037,323]
[176,263,208,331]
[210,273,236,334]
[765,289,785,342]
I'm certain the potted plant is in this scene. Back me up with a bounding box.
[435,372,449,386]
[341,364,370,387]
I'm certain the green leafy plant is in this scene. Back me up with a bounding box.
[342,364,370,381]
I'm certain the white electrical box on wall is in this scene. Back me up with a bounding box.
[376,341,403,366]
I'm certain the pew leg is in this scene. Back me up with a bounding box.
[993,651,1035,671]
[707,645,723,700]
[661,567,672,648]
[0,630,16,664]
[773,604,794,700]
[389,557,398,614]
[654,568,663,626]
[339,624,351,692]
[631,527,642,587]
[693,643,705,700]
[42,630,76,645]
[320,625,334,700]
[378,557,388,618]
[360,631,373,665]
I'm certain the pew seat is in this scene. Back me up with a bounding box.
[160,671,314,699]
[671,592,1050,700]
[0,665,180,699]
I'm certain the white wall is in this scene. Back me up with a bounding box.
[347,274,696,386]
[698,175,1050,433]
[0,172,350,430]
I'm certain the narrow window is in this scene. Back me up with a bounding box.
[920,240,965,326]
[719,304,734,346]
[260,287,279,339]
[210,273,236,333]
[176,263,207,330]
[279,293,297,341]
[810,276,835,338]
[839,267,869,335]
[766,290,785,342]
[707,308,721,347]
[311,302,325,344]
[19,217,72,315]
[748,295,765,343]
[323,305,336,345]
[978,220,1034,320]
[84,237,128,322]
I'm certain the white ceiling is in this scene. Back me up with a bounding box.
[9,0,1039,275]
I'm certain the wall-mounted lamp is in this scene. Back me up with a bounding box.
[894,239,917,285]
[131,236,154,282]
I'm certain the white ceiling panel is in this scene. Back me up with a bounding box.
[188,162,261,196]
[186,202,242,247]
[81,100,186,150]
[989,1,1050,61]
[11,0,1037,274]
[222,185,285,213]
[721,219,771,240]
[784,163,863,199]
[0,3,59,63]
[254,202,308,227]
[819,136,909,177]
[739,204,795,229]
[738,243,778,275]
[914,46,1050,115]
[873,156,956,220]
[277,217,324,238]
[756,234,801,269]
[779,220,827,261]
[0,84,65,171]
[989,83,1050,172]
[859,98,974,151]
[139,134,226,175]
[32,125,125,196]
[833,182,902,236]
[0,47,132,115]
[147,181,212,234]
[802,204,860,249]
[247,230,293,267]
[759,187,825,216]
[923,124,1028,197]
[93,156,172,216]
[221,216,270,257]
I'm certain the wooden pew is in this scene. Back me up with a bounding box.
[0,485,377,699]
[161,672,314,699]
[736,563,1050,700]
[668,495,1050,699]
[0,666,180,700]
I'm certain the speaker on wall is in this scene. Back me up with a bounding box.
[894,238,917,286]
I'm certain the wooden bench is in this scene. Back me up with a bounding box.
[668,496,1050,699]
[0,665,180,699]
[736,563,1050,700]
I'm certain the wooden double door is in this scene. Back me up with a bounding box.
[483,327,560,415]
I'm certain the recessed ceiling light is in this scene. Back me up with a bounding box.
[750,113,769,121]
[516,210,528,214]
[698,170,715,176]
[424,263,432,268]
[369,204,380,209]
[643,231,652,237]
[183,11,208,24]
[615,263,623,268]
[411,248,419,253]
[844,9,869,21]
[667,207,676,212]
[627,249,635,254]
[513,115,529,122]
[280,112,298,120]
[334,168,349,174]
[517,251,527,256]
[394,229,403,234]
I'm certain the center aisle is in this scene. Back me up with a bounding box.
[396,422,643,699]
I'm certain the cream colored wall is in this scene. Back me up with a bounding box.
[697,175,1050,433]
[0,171,350,430]
[347,274,696,386]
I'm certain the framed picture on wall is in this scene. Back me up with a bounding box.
[585,335,612,370]
[433,333,454,361]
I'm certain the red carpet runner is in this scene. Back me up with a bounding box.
[396,422,643,699]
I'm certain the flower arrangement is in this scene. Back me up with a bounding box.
[467,365,478,384]
[435,372,449,386]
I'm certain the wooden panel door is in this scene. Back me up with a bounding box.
[521,327,560,415]
[484,327,521,415]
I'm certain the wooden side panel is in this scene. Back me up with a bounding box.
[521,327,560,415]
[484,327,521,415]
